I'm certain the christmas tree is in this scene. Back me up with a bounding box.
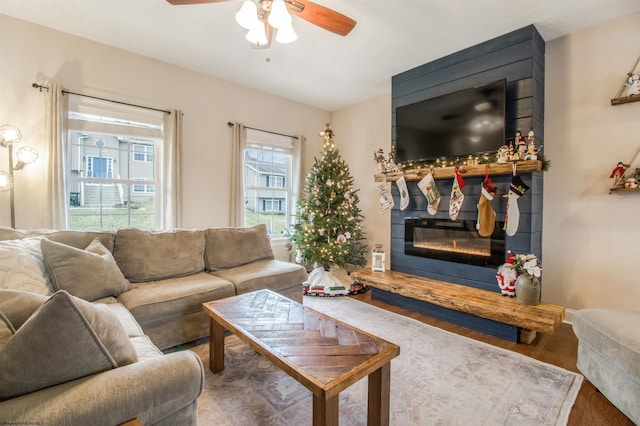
[290,123,367,272]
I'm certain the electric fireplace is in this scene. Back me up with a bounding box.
[405,218,505,267]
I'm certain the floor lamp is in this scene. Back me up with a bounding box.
[0,124,39,229]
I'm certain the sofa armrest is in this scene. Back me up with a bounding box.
[0,350,204,426]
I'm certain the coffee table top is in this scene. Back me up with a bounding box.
[202,289,400,400]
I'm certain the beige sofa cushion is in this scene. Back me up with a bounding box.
[41,238,131,301]
[0,290,138,401]
[205,224,274,271]
[114,229,205,282]
[117,272,235,328]
[48,230,116,253]
[212,259,307,295]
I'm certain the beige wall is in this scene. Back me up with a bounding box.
[2,12,639,312]
[0,14,330,230]
[333,12,640,312]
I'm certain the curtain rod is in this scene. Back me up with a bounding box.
[227,122,298,140]
[32,83,171,114]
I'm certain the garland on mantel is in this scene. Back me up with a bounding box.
[398,153,551,173]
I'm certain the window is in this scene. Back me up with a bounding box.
[243,129,298,238]
[65,94,165,230]
[133,178,155,193]
[133,144,153,162]
[86,156,114,180]
[266,175,285,188]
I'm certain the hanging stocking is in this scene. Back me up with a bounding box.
[376,180,394,214]
[476,168,498,237]
[505,173,529,236]
[418,172,441,215]
[449,167,465,220]
[396,176,409,210]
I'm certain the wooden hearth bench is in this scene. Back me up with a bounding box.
[351,268,565,344]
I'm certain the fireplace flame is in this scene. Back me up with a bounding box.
[414,241,491,257]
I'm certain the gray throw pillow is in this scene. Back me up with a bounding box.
[204,224,274,271]
[0,289,48,329]
[0,290,138,401]
[41,238,131,301]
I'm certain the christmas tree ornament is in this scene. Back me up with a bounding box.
[449,167,465,220]
[396,175,409,210]
[505,171,530,236]
[476,167,498,237]
[417,171,440,215]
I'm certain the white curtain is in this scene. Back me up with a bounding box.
[291,135,305,220]
[160,110,183,229]
[230,122,246,227]
[44,83,68,230]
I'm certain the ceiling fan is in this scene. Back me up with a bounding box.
[166,0,356,48]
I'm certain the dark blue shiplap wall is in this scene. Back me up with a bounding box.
[390,25,545,293]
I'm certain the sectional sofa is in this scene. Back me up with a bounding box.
[0,224,308,425]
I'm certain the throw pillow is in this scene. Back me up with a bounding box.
[113,228,205,282]
[41,238,131,301]
[205,224,274,271]
[0,289,48,330]
[0,311,14,345]
[0,290,138,401]
[0,237,53,295]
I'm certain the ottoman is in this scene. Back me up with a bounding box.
[572,308,640,424]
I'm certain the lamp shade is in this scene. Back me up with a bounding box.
[14,146,39,170]
[275,21,297,43]
[235,0,259,30]
[0,124,21,147]
[268,0,291,29]
[246,20,268,46]
[0,171,13,191]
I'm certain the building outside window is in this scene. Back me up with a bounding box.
[66,94,164,230]
[243,129,297,238]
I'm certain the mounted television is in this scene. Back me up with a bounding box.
[395,80,506,163]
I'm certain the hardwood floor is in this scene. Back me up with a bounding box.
[351,292,634,426]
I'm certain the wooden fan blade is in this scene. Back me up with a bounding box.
[285,0,356,36]
[166,0,230,5]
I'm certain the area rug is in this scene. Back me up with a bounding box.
[190,297,582,425]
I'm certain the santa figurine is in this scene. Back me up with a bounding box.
[496,251,517,297]
[609,162,627,187]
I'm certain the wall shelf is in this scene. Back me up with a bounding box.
[609,187,640,194]
[374,160,542,182]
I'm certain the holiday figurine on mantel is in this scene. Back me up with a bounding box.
[609,161,628,188]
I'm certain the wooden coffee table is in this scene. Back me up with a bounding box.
[202,289,400,426]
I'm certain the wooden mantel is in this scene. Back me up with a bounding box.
[352,268,565,336]
[374,160,542,182]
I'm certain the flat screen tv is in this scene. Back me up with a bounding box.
[395,79,506,163]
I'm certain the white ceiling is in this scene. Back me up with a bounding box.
[2,0,639,111]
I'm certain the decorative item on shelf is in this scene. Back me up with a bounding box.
[496,251,542,305]
[610,161,629,188]
[609,146,640,193]
[496,251,517,297]
[515,130,527,160]
[373,147,400,174]
[0,124,40,228]
[371,243,386,272]
[611,55,640,105]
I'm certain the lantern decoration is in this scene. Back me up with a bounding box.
[371,243,386,272]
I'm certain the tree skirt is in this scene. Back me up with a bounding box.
[302,266,369,297]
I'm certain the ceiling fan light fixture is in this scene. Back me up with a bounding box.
[268,0,291,29]
[235,0,259,30]
[246,20,269,46]
[275,21,297,44]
